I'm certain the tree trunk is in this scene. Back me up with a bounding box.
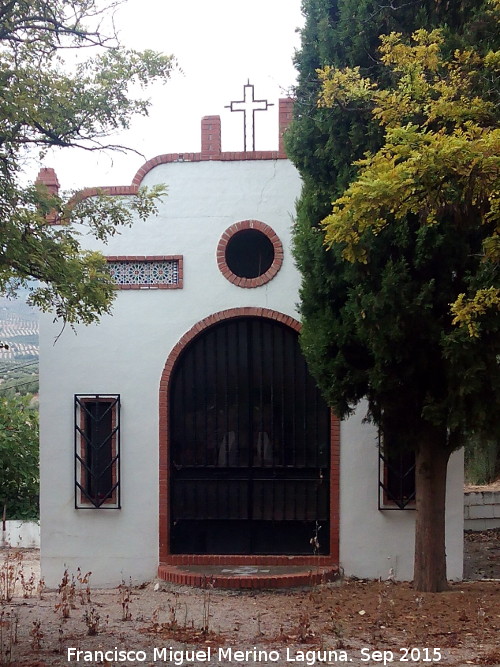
[413,433,452,592]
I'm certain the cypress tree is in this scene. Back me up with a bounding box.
[287,0,500,591]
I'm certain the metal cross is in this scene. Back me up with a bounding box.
[225,80,274,152]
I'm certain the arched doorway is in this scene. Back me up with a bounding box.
[168,315,331,555]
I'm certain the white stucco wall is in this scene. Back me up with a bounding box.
[1,521,40,548]
[40,159,306,587]
[40,157,464,587]
[339,405,464,581]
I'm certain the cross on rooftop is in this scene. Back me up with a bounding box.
[225,80,274,152]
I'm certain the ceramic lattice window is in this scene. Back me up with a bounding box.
[106,256,183,289]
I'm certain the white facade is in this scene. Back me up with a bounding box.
[39,112,463,587]
[339,409,464,581]
[1,521,40,549]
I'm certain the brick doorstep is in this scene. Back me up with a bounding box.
[157,563,340,590]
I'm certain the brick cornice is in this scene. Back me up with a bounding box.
[131,150,288,187]
[78,185,139,198]
[68,153,289,205]
[40,98,295,207]
[70,185,139,204]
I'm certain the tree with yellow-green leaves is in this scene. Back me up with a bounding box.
[319,27,499,335]
[287,0,499,592]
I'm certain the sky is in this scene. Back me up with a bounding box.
[41,0,305,192]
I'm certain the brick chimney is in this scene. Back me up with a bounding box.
[35,167,60,195]
[201,115,222,158]
[35,167,60,223]
[278,98,294,157]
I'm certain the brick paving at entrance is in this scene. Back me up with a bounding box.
[157,563,340,589]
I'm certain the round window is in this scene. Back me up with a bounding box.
[217,221,283,288]
[226,229,274,278]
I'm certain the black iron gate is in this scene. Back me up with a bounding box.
[169,317,330,554]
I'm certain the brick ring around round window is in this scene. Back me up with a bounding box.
[217,220,284,288]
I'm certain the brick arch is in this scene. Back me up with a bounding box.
[158,308,340,567]
[217,220,284,288]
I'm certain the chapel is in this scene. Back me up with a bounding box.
[38,84,464,587]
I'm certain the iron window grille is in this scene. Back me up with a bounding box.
[378,434,416,510]
[75,394,120,509]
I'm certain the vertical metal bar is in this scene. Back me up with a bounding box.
[222,323,231,534]
[291,330,297,468]
[194,336,199,466]
[302,341,308,469]
[271,323,276,468]
[116,396,121,509]
[314,371,319,469]
[239,319,245,470]
[223,323,229,466]
[213,328,219,469]
[203,334,208,467]
[261,320,268,468]
[181,352,186,468]
[257,320,265,520]
[269,322,275,523]
[74,396,79,509]
[245,319,254,553]
[280,325,285,468]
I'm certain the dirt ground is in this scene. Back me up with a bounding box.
[0,530,498,667]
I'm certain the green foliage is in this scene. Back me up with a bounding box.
[0,360,39,396]
[288,0,492,199]
[0,0,174,326]
[288,0,500,451]
[465,435,499,484]
[0,395,39,520]
[318,27,500,334]
[4,183,168,326]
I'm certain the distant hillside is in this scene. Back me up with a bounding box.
[0,293,39,362]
